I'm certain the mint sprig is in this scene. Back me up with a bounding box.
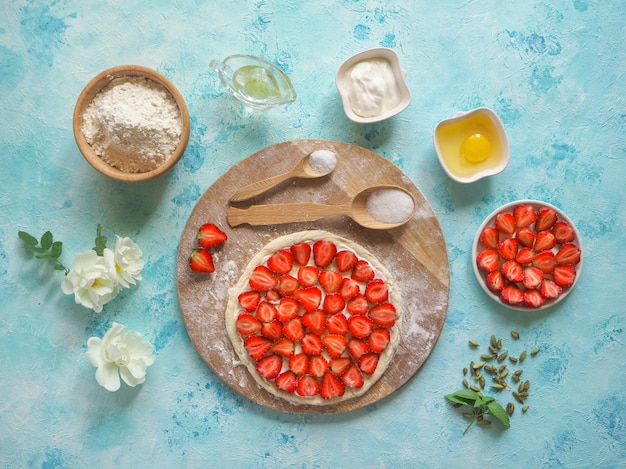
[93,224,108,256]
[18,230,69,274]
[445,388,510,434]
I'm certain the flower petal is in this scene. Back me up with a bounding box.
[85,337,105,367]
[96,363,121,392]
[120,365,146,387]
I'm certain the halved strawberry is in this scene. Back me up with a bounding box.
[196,223,227,248]
[238,291,261,311]
[515,247,534,265]
[533,251,556,273]
[339,278,361,300]
[283,317,305,342]
[297,266,319,287]
[523,266,544,290]
[271,338,295,357]
[323,293,346,314]
[552,221,575,244]
[497,238,518,261]
[244,336,271,361]
[301,333,323,355]
[369,303,397,328]
[326,313,349,335]
[313,240,337,268]
[486,270,505,292]
[309,355,329,377]
[289,353,309,375]
[368,328,390,353]
[347,338,370,360]
[249,265,278,291]
[555,243,581,265]
[341,364,364,388]
[235,313,262,337]
[329,357,352,376]
[516,227,535,248]
[523,289,545,308]
[290,242,311,266]
[265,289,281,304]
[479,226,499,249]
[318,270,343,293]
[336,250,358,272]
[301,309,327,335]
[275,370,297,393]
[277,275,299,297]
[348,315,374,339]
[296,375,320,396]
[321,372,345,399]
[261,319,283,340]
[359,352,379,375]
[351,260,375,282]
[189,248,215,273]
[534,231,556,252]
[256,354,282,380]
[535,207,558,231]
[495,212,516,235]
[267,249,293,274]
[514,204,536,228]
[501,260,524,283]
[277,297,300,322]
[553,265,576,287]
[365,279,389,304]
[540,279,562,299]
[347,294,369,315]
[294,286,322,312]
[322,334,347,358]
[256,301,277,322]
[476,249,499,273]
[500,285,524,305]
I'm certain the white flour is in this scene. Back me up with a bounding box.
[82,76,182,173]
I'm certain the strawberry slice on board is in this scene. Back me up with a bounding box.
[336,250,358,272]
[555,243,581,265]
[347,338,370,360]
[289,353,309,375]
[301,309,327,335]
[358,352,380,375]
[283,317,305,342]
[364,279,389,304]
[348,315,374,339]
[267,249,293,274]
[322,334,348,358]
[339,278,361,300]
[323,293,346,314]
[277,275,299,297]
[312,240,337,268]
[318,270,343,293]
[351,260,375,282]
[260,319,283,340]
[270,338,295,357]
[535,206,558,231]
[329,357,352,376]
[309,355,329,378]
[290,242,311,266]
[297,266,320,287]
[235,313,262,337]
[256,354,283,380]
[275,370,297,393]
[346,294,369,315]
[513,204,537,229]
[294,286,322,312]
[301,333,323,355]
[189,248,215,273]
[249,265,278,291]
[341,364,365,389]
[326,313,349,335]
[256,301,277,322]
[296,375,320,396]
[238,291,261,311]
[276,297,300,322]
[368,328,390,353]
[369,303,397,328]
[244,336,272,361]
[321,372,345,399]
[196,223,227,249]
[476,249,500,273]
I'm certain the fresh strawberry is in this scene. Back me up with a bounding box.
[267,249,293,274]
[294,286,322,312]
[341,364,364,388]
[296,375,320,396]
[479,226,499,249]
[301,309,327,335]
[351,260,375,282]
[523,266,544,290]
[265,289,281,304]
[313,240,337,268]
[326,313,349,335]
[514,204,536,228]
[290,242,311,266]
[348,315,374,339]
[289,353,309,375]
[358,352,379,375]
[318,270,343,293]
[189,248,215,273]
[271,338,295,357]
[553,265,576,287]
[501,260,524,282]
[534,231,556,252]
[365,279,389,304]
[552,221,575,244]
[321,372,345,399]
[347,338,370,360]
[369,303,397,328]
[500,285,524,305]
[235,313,262,337]
[532,251,556,273]
[516,227,535,248]
[309,355,329,377]
[515,247,534,265]
[256,354,282,380]
[495,212,516,235]
[476,249,500,273]
[486,270,505,292]
[329,357,352,376]
[238,291,261,311]
[535,206,558,231]
[497,238,519,261]
[339,278,361,300]
[555,243,581,265]
[260,319,283,340]
[336,250,358,272]
[347,294,369,315]
[283,317,305,342]
[322,334,347,358]
[523,289,545,308]
[277,297,300,322]
[323,293,346,314]
[275,370,297,393]
[256,301,277,322]
[196,223,227,248]
[540,279,562,299]
[244,336,271,361]
[297,266,319,287]
[249,265,278,291]
[368,328,390,353]
[277,275,299,297]
[301,333,323,355]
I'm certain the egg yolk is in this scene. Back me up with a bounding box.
[461,133,491,163]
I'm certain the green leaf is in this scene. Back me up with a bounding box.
[93,224,107,256]
[54,264,67,271]
[445,389,479,406]
[35,253,53,260]
[50,241,63,259]
[40,231,53,250]
[18,231,38,246]
[487,400,510,428]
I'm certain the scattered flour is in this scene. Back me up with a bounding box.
[366,188,415,223]
[308,149,337,174]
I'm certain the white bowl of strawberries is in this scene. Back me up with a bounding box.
[472,200,583,311]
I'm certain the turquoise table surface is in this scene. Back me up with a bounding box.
[1,1,624,468]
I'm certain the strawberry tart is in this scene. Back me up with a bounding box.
[225,230,402,405]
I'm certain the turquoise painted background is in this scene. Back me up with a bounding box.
[1,1,624,467]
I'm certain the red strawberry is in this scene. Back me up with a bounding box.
[341,364,364,388]
[495,212,516,235]
[534,231,556,252]
[265,289,281,304]
[552,221,575,244]
[515,247,534,265]
[326,313,349,335]
[321,372,345,399]
[196,223,227,248]
[318,270,343,293]
[290,242,311,266]
[283,317,305,342]
[275,370,297,393]
[309,355,329,377]
[555,243,581,265]
[500,285,524,305]
[322,334,347,358]
[277,297,300,322]
[244,336,271,360]
[368,328,390,353]
[294,287,322,312]
[553,265,576,287]
[535,206,558,231]
[533,251,556,273]
[497,238,519,261]
[479,226,499,249]
[369,303,397,328]
[297,375,320,396]
[267,249,293,274]
[249,265,278,291]
[313,240,337,268]
[297,266,319,287]
[256,301,277,322]
[301,333,323,355]
[523,266,544,290]
[516,227,535,248]
[351,260,375,282]
[486,270,505,292]
[347,294,369,315]
[260,319,283,340]
[323,293,346,314]
[359,352,379,375]
[301,309,327,335]
[365,279,389,304]
[348,315,374,339]
[235,313,262,337]
[336,250,358,272]
[189,248,215,273]
[289,353,309,375]
[523,289,545,308]
[329,357,352,376]
[476,249,499,273]
[256,354,282,380]
[540,279,562,299]
[277,274,299,297]
[271,338,295,357]
[347,338,370,360]
[501,260,524,283]
[238,291,261,311]
[339,278,361,300]
[514,204,537,228]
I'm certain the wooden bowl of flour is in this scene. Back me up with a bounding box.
[73,65,190,182]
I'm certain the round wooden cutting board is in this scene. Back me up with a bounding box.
[176,139,450,414]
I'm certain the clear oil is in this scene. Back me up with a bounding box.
[232,65,281,102]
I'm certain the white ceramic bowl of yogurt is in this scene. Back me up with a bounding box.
[335,48,411,124]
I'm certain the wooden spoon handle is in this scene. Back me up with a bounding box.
[229,171,294,202]
[227,203,350,227]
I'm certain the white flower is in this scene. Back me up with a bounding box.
[61,249,117,313]
[85,322,155,392]
[112,236,144,290]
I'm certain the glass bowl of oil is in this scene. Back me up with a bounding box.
[210,55,296,109]
[433,107,510,183]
